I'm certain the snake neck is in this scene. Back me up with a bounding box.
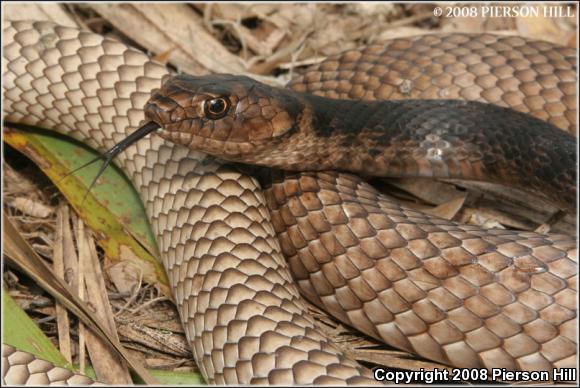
[248,94,576,211]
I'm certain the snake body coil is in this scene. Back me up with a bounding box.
[2,21,577,384]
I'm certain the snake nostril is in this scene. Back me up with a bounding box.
[144,102,171,125]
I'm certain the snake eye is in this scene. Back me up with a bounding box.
[204,97,230,119]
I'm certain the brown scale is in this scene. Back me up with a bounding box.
[264,172,576,371]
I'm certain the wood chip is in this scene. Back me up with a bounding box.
[8,197,53,218]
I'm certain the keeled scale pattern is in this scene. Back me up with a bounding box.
[2,345,99,385]
[289,33,576,134]
[3,21,375,384]
[264,171,576,371]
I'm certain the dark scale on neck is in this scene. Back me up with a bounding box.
[302,93,420,147]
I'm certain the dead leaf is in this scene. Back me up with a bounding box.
[463,211,506,230]
[108,262,142,295]
[388,178,465,205]
[516,7,576,44]
[424,195,467,220]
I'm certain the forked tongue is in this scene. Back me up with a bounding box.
[59,121,160,202]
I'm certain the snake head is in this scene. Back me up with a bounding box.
[144,74,303,158]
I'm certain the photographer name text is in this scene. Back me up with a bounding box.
[374,367,576,384]
[434,5,575,18]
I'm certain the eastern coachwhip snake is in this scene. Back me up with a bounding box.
[2,21,577,385]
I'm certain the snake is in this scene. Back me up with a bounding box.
[143,74,575,210]
[2,20,577,385]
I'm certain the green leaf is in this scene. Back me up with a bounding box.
[2,290,71,369]
[4,126,169,295]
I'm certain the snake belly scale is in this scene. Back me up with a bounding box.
[2,20,577,384]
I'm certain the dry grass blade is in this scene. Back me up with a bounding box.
[2,214,157,384]
[77,219,133,384]
[116,316,192,358]
[53,205,72,363]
